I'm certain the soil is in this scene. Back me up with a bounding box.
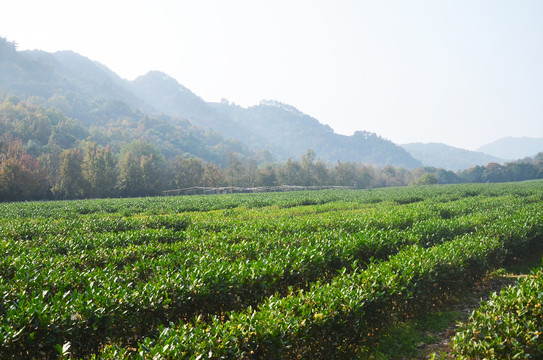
[420,274,519,359]
[419,249,543,359]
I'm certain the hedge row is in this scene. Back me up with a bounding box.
[97,205,543,359]
[452,267,543,359]
[0,199,493,358]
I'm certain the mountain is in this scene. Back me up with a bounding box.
[207,100,421,167]
[402,143,505,171]
[129,72,421,167]
[129,72,255,143]
[0,36,422,168]
[130,71,207,119]
[0,37,255,166]
[0,38,154,120]
[477,137,543,160]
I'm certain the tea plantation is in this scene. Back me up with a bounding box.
[1,182,542,359]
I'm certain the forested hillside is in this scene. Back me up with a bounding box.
[131,71,422,167]
[2,35,543,202]
[0,37,257,155]
[1,94,542,203]
[207,100,422,167]
[0,96,261,201]
[0,36,423,169]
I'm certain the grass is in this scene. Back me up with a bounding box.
[355,250,543,359]
[356,310,463,359]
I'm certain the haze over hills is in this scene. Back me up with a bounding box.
[128,71,422,167]
[3,35,542,171]
[476,137,543,160]
[0,36,422,168]
[0,37,256,165]
[401,143,505,171]
[129,71,257,148]
[3,34,543,204]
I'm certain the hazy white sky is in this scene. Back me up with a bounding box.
[2,0,543,150]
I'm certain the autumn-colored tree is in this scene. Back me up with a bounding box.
[0,139,48,201]
[482,162,506,183]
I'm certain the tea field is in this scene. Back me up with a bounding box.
[1,182,543,359]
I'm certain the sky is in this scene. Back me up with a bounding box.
[2,0,543,150]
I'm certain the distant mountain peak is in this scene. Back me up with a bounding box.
[133,71,189,92]
[0,34,423,168]
[258,99,306,117]
[137,70,175,82]
[129,70,209,119]
[477,136,543,160]
[0,36,17,54]
[353,130,379,139]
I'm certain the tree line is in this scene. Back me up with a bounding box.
[1,96,543,202]
[2,135,543,202]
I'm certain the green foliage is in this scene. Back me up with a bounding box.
[82,141,118,198]
[412,173,438,186]
[117,151,144,197]
[0,183,542,358]
[170,157,204,189]
[452,268,543,359]
[209,100,422,168]
[358,310,462,359]
[53,148,86,199]
[1,92,543,201]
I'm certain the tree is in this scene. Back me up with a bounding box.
[170,157,204,189]
[226,153,245,187]
[382,165,408,187]
[482,162,505,183]
[117,151,143,197]
[140,154,163,195]
[203,162,224,188]
[38,142,62,192]
[334,162,357,186]
[314,160,330,186]
[244,158,258,187]
[118,140,165,196]
[460,165,484,183]
[411,173,438,186]
[0,139,47,201]
[0,36,17,56]
[278,159,303,185]
[436,168,460,184]
[256,165,278,187]
[354,165,372,188]
[300,149,316,185]
[82,141,118,198]
[54,148,86,199]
